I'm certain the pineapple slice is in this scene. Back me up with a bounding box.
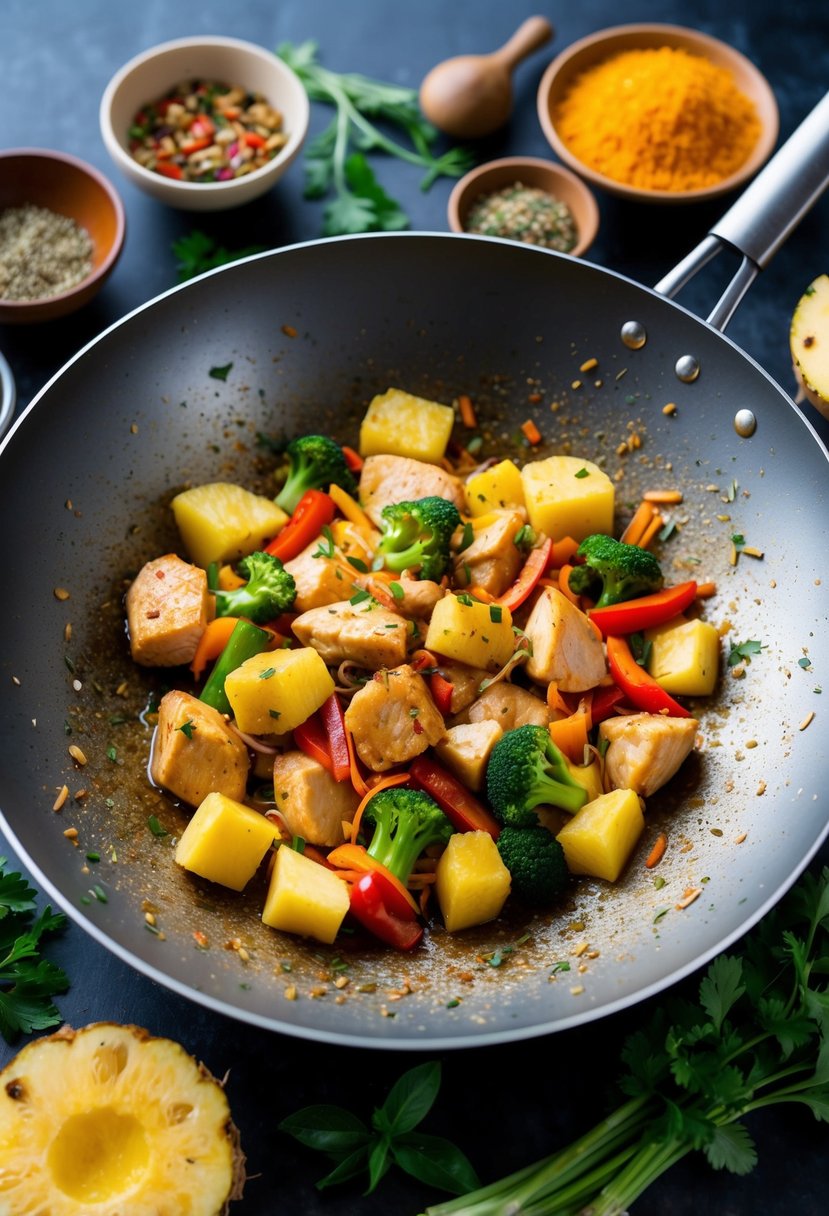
[359,388,455,463]
[171,482,288,568]
[0,1023,244,1215]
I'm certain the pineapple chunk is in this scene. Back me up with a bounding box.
[790,273,829,420]
[424,593,514,671]
[0,1023,243,1213]
[359,388,454,463]
[262,843,350,944]
[175,792,279,891]
[224,647,335,735]
[645,616,720,696]
[171,481,288,568]
[465,459,525,517]
[521,455,614,542]
[556,788,645,882]
[435,831,511,932]
[435,720,504,791]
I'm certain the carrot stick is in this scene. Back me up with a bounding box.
[645,832,668,869]
[344,726,369,799]
[643,489,683,504]
[458,394,477,428]
[349,771,410,844]
[190,616,240,679]
[558,564,581,605]
[620,500,655,546]
[696,581,717,598]
[637,512,665,550]
[521,419,542,445]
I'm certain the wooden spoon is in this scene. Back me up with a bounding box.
[419,16,554,139]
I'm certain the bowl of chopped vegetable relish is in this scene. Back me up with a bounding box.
[100,35,310,211]
[0,148,125,323]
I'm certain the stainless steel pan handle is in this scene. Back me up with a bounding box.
[655,90,829,331]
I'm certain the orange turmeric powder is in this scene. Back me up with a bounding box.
[554,46,761,192]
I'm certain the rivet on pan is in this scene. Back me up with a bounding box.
[734,408,757,437]
[675,354,700,383]
[620,320,647,350]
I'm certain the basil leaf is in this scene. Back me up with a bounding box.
[278,1104,371,1153]
[366,1137,392,1194]
[377,1060,441,1135]
[392,1131,481,1194]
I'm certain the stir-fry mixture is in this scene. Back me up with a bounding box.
[126,388,719,952]
[128,79,288,183]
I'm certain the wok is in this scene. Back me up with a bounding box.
[1,98,828,1050]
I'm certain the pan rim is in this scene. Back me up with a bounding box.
[2,230,827,1048]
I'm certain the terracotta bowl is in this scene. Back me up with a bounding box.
[100,35,309,211]
[537,23,779,204]
[0,149,125,324]
[447,156,600,257]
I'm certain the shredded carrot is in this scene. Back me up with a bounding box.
[552,535,581,566]
[546,682,571,717]
[189,616,240,679]
[696,580,717,598]
[410,649,439,672]
[419,885,432,917]
[521,419,542,445]
[549,705,590,764]
[217,564,246,590]
[301,843,333,868]
[364,577,397,611]
[349,772,410,844]
[468,585,495,603]
[326,840,418,912]
[637,512,665,550]
[458,394,477,428]
[643,489,683,505]
[342,444,364,473]
[645,832,668,869]
[620,500,655,546]
[328,483,376,537]
[344,726,369,799]
[558,564,581,606]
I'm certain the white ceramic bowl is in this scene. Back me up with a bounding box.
[100,35,309,211]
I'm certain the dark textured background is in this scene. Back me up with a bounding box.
[1,1,828,1211]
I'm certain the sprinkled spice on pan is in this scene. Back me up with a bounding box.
[0,205,93,301]
[128,79,288,182]
[465,182,578,251]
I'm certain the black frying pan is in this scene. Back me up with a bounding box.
[0,97,827,1049]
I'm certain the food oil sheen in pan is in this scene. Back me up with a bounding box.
[0,233,826,1047]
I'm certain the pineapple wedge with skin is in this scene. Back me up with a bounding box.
[790,273,829,420]
[171,481,288,568]
[0,1023,244,1216]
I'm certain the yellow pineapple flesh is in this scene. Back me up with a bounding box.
[0,1023,245,1215]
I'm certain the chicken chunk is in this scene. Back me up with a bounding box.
[524,587,607,692]
[453,511,524,597]
[359,454,465,527]
[344,663,446,771]
[151,690,249,807]
[291,600,409,670]
[386,576,444,620]
[457,681,552,730]
[272,751,360,847]
[599,713,699,797]
[435,659,491,714]
[126,554,211,667]
[284,539,349,612]
[435,720,504,791]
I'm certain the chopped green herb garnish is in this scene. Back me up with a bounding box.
[574,467,589,479]
[350,588,371,605]
[148,815,169,838]
[85,852,100,863]
[259,667,277,680]
[106,746,117,762]
[658,520,677,542]
[208,362,233,381]
[489,604,503,623]
[291,836,306,853]
[727,639,765,667]
[347,556,369,573]
[389,581,404,600]
[312,525,336,559]
[458,522,475,551]
[177,718,195,738]
[269,708,282,720]
[798,656,812,670]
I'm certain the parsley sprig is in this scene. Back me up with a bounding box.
[280,1060,479,1195]
[0,857,69,1042]
[423,866,829,1216]
[277,41,475,235]
[172,230,266,282]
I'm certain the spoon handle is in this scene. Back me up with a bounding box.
[492,16,554,71]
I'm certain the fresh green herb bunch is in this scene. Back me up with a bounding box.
[277,41,475,236]
[422,865,829,1216]
[0,857,68,1041]
[172,230,266,282]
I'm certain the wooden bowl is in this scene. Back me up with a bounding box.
[0,149,125,324]
[537,23,779,203]
[447,156,600,257]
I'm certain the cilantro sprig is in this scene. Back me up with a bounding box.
[280,1060,479,1195]
[277,41,475,236]
[0,857,69,1042]
[423,866,829,1216]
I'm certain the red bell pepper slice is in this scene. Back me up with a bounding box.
[156,162,183,180]
[605,635,690,718]
[589,683,627,724]
[342,445,364,473]
[408,756,501,839]
[349,872,423,950]
[588,581,698,637]
[293,712,334,775]
[319,693,351,782]
[244,131,267,149]
[495,537,553,612]
[429,672,454,716]
[180,136,212,155]
[265,489,336,562]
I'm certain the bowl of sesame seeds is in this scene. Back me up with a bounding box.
[0,149,125,324]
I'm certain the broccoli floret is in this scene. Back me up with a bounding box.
[567,534,663,608]
[376,496,461,581]
[275,434,357,514]
[362,787,453,886]
[213,551,296,623]
[486,724,587,826]
[496,825,570,906]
